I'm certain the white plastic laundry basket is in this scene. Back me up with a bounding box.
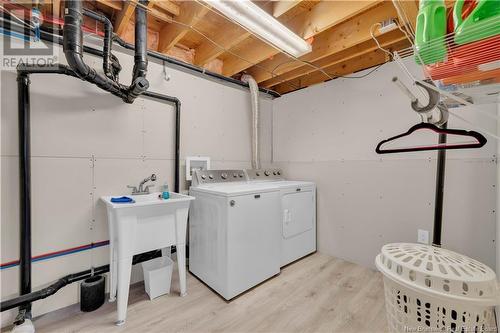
[375,243,499,333]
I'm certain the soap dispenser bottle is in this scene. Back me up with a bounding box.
[161,183,170,199]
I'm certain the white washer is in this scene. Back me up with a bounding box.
[189,170,281,300]
[246,169,316,267]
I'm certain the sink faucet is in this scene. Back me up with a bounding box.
[127,174,157,195]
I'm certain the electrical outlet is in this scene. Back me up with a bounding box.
[417,229,429,244]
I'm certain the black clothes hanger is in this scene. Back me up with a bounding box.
[376,122,487,154]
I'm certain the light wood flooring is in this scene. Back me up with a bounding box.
[33,253,388,333]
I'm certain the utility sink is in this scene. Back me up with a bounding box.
[101,192,194,325]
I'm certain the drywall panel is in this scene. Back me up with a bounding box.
[1,37,273,326]
[31,157,93,254]
[273,60,498,270]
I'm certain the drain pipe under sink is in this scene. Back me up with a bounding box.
[242,74,261,170]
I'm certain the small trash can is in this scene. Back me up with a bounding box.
[375,243,499,333]
[142,256,173,300]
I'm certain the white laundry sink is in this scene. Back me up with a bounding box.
[101,192,194,325]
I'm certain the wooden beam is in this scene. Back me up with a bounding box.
[95,0,122,11]
[114,0,136,36]
[150,0,180,16]
[393,0,418,31]
[194,24,251,67]
[261,30,407,89]
[52,0,61,18]
[273,39,411,94]
[221,0,383,77]
[158,2,209,54]
[272,0,302,18]
[244,1,398,83]
[193,0,316,67]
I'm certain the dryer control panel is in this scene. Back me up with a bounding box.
[246,169,284,181]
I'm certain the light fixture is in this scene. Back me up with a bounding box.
[202,0,312,58]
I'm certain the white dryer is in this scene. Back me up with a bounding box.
[246,169,316,267]
[189,170,281,300]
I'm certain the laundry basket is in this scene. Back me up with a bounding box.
[375,243,499,332]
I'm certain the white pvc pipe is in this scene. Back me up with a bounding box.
[242,74,261,170]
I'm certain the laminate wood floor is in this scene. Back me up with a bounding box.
[33,253,388,333]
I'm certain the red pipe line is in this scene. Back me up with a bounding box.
[1,240,110,269]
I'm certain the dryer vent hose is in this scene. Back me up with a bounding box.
[242,74,261,170]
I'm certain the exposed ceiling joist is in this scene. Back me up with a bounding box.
[158,2,209,54]
[392,0,418,31]
[274,38,410,94]
[244,1,398,84]
[261,30,407,89]
[114,0,136,36]
[272,0,302,18]
[193,0,314,67]
[221,0,384,77]
[194,23,250,67]
[150,0,180,16]
[95,0,122,11]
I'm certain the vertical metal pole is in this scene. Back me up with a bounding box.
[17,72,32,318]
[432,122,447,247]
[174,100,180,193]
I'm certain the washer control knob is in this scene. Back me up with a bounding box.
[230,200,235,207]
[239,173,244,178]
[208,174,214,180]
[277,171,281,175]
[273,171,277,175]
[256,172,260,176]
[264,170,270,176]
[201,175,206,180]
[233,173,238,178]
[221,173,227,180]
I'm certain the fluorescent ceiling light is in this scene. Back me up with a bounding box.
[203,0,312,58]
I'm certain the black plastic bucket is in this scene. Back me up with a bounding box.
[80,275,105,312]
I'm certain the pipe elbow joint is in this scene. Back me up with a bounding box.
[125,77,149,103]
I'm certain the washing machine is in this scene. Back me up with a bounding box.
[189,170,281,300]
[246,169,316,267]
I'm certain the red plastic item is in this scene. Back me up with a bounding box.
[447,0,477,34]
[425,35,500,84]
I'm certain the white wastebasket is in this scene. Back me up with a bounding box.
[376,243,499,333]
[142,256,173,300]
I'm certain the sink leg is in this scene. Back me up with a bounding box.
[109,244,118,302]
[116,256,133,325]
[176,244,187,297]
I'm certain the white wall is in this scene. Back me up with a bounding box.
[0,40,273,325]
[272,60,498,270]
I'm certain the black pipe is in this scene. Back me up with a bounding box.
[132,0,148,82]
[82,8,114,80]
[63,1,128,101]
[0,18,280,98]
[17,72,32,319]
[1,250,162,312]
[142,91,181,193]
[126,0,149,102]
[63,0,149,103]
[432,122,447,247]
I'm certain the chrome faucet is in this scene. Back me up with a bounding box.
[127,174,157,195]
